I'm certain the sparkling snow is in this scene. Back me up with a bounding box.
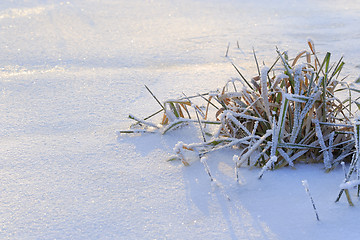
[1,0,360,239]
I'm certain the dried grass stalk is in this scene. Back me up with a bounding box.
[121,40,360,175]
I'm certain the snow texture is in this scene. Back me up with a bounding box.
[1,0,360,239]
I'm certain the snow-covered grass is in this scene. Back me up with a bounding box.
[126,41,358,172]
[1,0,360,239]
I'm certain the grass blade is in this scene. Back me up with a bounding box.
[231,62,254,90]
[145,85,165,111]
[253,47,261,76]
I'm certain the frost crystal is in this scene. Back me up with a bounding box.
[314,119,332,169]
[339,180,360,189]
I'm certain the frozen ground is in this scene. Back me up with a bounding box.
[1,0,360,239]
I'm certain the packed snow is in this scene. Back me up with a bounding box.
[1,0,360,239]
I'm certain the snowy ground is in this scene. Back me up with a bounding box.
[1,0,360,239]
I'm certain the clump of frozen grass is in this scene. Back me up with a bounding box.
[120,40,360,205]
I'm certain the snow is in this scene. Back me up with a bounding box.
[339,180,360,190]
[1,0,360,239]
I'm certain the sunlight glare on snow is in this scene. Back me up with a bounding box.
[1,0,360,239]
[0,6,52,19]
[0,65,65,78]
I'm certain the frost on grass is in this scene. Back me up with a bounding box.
[302,180,320,221]
[339,180,360,189]
[121,40,360,187]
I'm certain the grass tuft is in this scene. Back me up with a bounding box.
[121,41,360,205]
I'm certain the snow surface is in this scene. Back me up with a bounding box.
[1,0,360,239]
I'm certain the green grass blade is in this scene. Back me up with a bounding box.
[355,76,360,83]
[143,109,164,120]
[268,55,281,73]
[276,49,294,93]
[144,85,165,111]
[169,102,180,118]
[328,56,344,84]
[162,120,186,134]
[231,62,254,90]
[307,73,315,96]
[253,47,261,76]
[198,94,219,110]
